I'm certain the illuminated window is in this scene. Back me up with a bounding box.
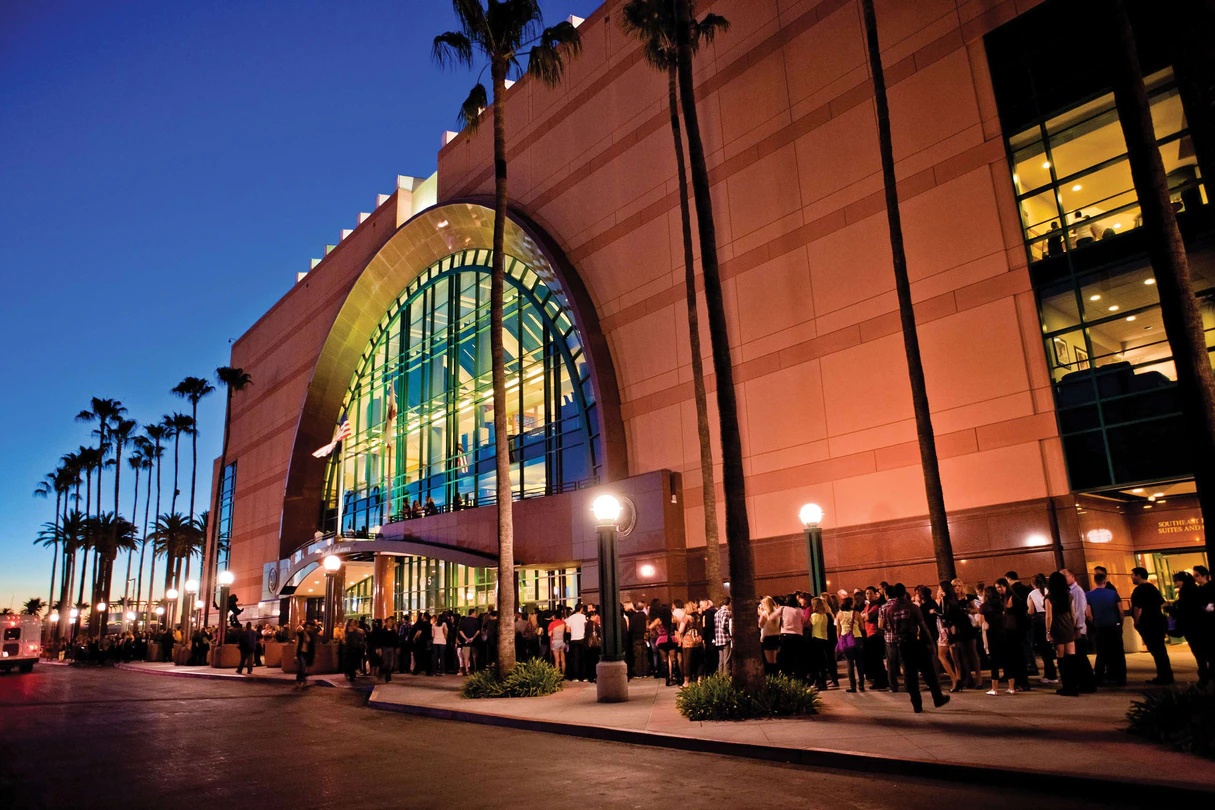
[324,249,598,535]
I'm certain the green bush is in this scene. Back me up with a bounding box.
[675,673,820,721]
[1126,683,1215,758]
[461,659,565,699]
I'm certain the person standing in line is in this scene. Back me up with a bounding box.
[1194,566,1215,687]
[1026,574,1059,685]
[886,583,949,713]
[758,597,782,676]
[778,595,807,683]
[548,611,568,675]
[1171,571,1212,686]
[878,586,902,693]
[378,617,398,682]
[411,613,432,675]
[836,596,865,692]
[584,604,602,683]
[700,600,718,678]
[457,608,480,676]
[1046,571,1079,696]
[980,586,1009,696]
[342,619,365,682]
[236,622,257,675]
[714,597,733,675]
[295,621,317,689]
[1130,568,1173,685]
[564,604,588,681]
[1085,572,1126,686]
[1062,569,1096,692]
[625,602,647,678]
[430,613,448,676]
[1002,572,1034,687]
[806,597,832,689]
[860,587,888,690]
[397,613,412,674]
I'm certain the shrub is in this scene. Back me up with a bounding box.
[1126,683,1215,758]
[461,659,564,699]
[675,673,820,721]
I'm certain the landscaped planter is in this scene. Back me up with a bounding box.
[172,644,190,666]
[280,641,338,674]
[211,644,241,668]
[263,641,283,668]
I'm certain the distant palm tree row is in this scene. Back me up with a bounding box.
[32,368,249,638]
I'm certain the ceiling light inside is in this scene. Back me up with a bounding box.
[1144,278,1156,285]
[1108,305,1119,312]
[1072,184,1082,191]
[1089,294,1101,301]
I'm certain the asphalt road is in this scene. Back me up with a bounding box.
[0,666,1115,810]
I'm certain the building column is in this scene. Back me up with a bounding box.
[373,553,394,619]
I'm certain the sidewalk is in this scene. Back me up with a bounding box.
[114,660,361,689]
[368,652,1215,801]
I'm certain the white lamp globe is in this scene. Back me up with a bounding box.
[49,612,60,623]
[184,579,199,595]
[591,495,622,525]
[69,608,79,620]
[125,611,136,621]
[323,554,342,572]
[217,570,235,587]
[95,601,107,613]
[166,588,179,600]
[799,503,824,528]
[155,607,165,616]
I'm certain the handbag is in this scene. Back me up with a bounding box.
[835,631,857,656]
[588,624,602,649]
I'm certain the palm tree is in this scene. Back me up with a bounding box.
[171,376,215,530]
[86,512,137,632]
[433,0,581,677]
[620,0,728,604]
[22,598,45,617]
[92,417,138,632]
[73,445,104,633]
[203,367,251,626]
[671,0,758,689]
[164,413,194,529]
[76,397,126,532]
[122,443,146,616]
[54,455,83,639]
[858,0,955,581]
[1110,0,1215,558]
[152,512,205,627]
[144,424,169,608]
[33,472,60,626]
[131,438,154,616]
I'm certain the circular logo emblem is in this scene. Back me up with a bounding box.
[267,566,280,593]
[617,495,638,537]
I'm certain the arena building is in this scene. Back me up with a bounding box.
[216,0,1212,623]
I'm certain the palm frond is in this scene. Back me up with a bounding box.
[489,0,543,52]
[452,0,490,43]
[458,83,489,132]
[433,30,475,69]
[692,12,730,49]
[527,21,582,88]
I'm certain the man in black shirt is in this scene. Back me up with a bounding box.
[1130,567,1173,685]
[625,602,648,678]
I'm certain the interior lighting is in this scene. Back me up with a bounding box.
[1042,161,1051,169]
[1086,528,1113,544]
[1026,534,1050,547]
[1108,305,1119,312]
[1144,278,1156,285]
[125,611,136,621]
[1144,504,1154,509]
[1071,184,1082,191]
[1148,496,1157,502]
[1153,492,1165,499]
[1132,488,1145,494]
[1113,223,1122,229]
[184,580,199,595]
[798,503,825,528]
[1089,294,1101,301]
[639,564,656,578]
[1126,315,1136,322]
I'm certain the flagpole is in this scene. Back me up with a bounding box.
[336,438,346,538]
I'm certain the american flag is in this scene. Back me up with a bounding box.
[311,412,353,458]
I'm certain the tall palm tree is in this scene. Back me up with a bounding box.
[171,376,215,529]
[144,424,169,607]
[672,0,758,689]
[131,438,154,615]
[91,417,138,633]
[73,445,104,634]
[152,512,204,628]
[33,472,60,626]
[76,397,126,534]
[203,367,252,626]
[620,0,728,604]
[1111,0,1215,557]
[86,512,137,632]
[122,444,146,616]
[55,455,83,639]
[164,413,194,528]
[858,0,955,581]
[433,0,581,677]
[22,598,45,617]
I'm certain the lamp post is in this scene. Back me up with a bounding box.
[217,570,235,647]
[322,554,342,641]
[799,503,827,597]
[591,494,628,703]
[183,580,199,638]
[165,588,179,635]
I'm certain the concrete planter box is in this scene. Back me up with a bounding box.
[281,641,338,674]
[172,644,190,666]
[145,646,164,663]
[211,644,242,668]
[263,641,283,668]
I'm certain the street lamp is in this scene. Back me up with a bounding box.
[217,570,235,646]
[799,503,827,597]
[590,494,627,703]
[165,588,179,633]
[322,554,342,641]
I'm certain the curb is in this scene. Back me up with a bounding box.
[367,695,1215,804]
[113,663,341,689]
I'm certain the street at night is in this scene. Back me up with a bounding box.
[0,667,1117,810]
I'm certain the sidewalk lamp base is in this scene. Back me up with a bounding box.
[596,660,629,703]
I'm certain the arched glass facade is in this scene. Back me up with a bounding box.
[324,248,599,534]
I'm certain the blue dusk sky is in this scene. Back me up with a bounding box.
[0,0,601,610]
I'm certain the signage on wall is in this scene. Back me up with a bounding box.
[1157,517,1204,536]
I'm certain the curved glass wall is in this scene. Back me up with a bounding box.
[324,248,599,535]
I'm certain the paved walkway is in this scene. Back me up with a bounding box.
[367,652,1215,796]
[114,660,361,689]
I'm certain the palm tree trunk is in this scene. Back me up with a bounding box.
[860,0,956,581]
[673,0,760,690]
[203,390,232,629]
[47,491,60,618]
[171,433,181,516]
[1111,0,1215,559]
[136,472,152,617]
[667,64,723,603]
[123,467,139,618]
[1170,0,1215,201]
[491,58,516,677]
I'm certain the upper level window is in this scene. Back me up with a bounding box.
[1010,70,1206,263]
